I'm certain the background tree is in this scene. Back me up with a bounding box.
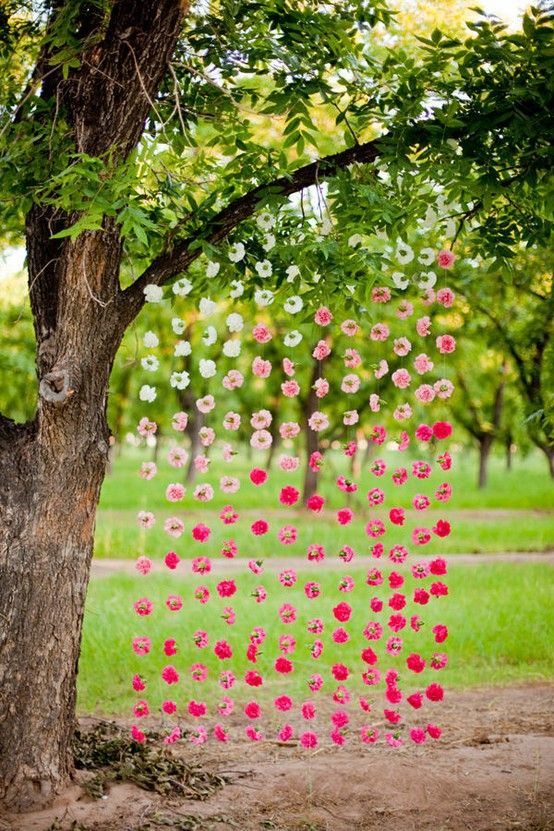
[0,0,552,811]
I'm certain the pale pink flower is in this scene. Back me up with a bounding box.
[341,319,359,336]
[167,447,188,468]
[414,353,434,374]
[140,462,157,480]
[252,357,272,377]
[137,417,157,437]
[252,323,272,343]
[220,476,240,494]
[436,334,456,354]
[190,727,208,746]
[369,394,381,412]
[166,483,185,502]
[344,348,361,368]
[372,286,391,303]
[308,411,329,432]
[279,421,301,439]
[392,368,411,389]
[222,443,235,461]
[370,323,389,342]
[394,403,412,422]
[393,337,412,356]
[251,409,272,429]
[279,455,300,471]
[199,427,216,447]
[312,340,331,360]
[250,429,273,449]
[196,395,215,413]
[194,454,210,472]
[314,378,329,398]
[421,287,436,306]
[222,369,244,390]
[282,380,300,397]
[171,412,188,431]
[164,517,184,537]
[194,483,214,502]
[434,378,455,399]
[314,306,333,325]
[341,374,360,393]
[415,384,436,403]
[416,317,432,338]
[223,411,241,431]
[137,511,155,529]
[343,410,359,426]
[283,357,295,376]
[135,556,152,575]
[396,300,414,319]
[374,359,389,379]
[436,249,456,269]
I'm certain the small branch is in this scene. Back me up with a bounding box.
[118,138,380,325]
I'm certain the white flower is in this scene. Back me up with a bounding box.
[313,272,321,283]
[174,340,191,357]
[262,233,276,252]
[392,271,410,290]
[172,277,193,296]
[348,233,362,248]
[286,265,300,282]
[172,317,186,335]
[420,206,438,230]
[139,384,157,402]
[395,240,414,265]
[255,259,272,278]
[417,271,437,289]
[199,297,217,316]
[254,288,274,307]
[283,295,303,314]
[228,242,245,262]
[320,217,333,236]
[418,247,435,266]
[143,331,159,348]
[170,371,190,390]
[284,330,303,347]
[444,217,457,238]
[199,359,216,378]
[143,284,163,303]
[206,261,220,278]
[229,280,244,299]
[256,211,275,231]
[202,325,217,346]
[226,313,243,333]
[141,355,159,372]
[223,339,241,358]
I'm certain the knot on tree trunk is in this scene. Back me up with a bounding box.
[39,370,74,406]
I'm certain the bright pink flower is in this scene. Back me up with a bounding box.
[214,640,232,660]
[162,665,179,685]
[433,519,451,538]
[274,695,293,711]
[192,523,211,542]
[333,601,352,622]
[280,485,300,506]
[250,519,269,536]
[244,701,261,719]
[304,581,320,599]
[370,597,383,612]
[279,569,297,587]
[278,525,297,544]
[437,286,455,307]
[366,568,383,587]
[361,646,378,665]
[389,593,406,611]
[370,459,387,477]
[301,701,316,720]
[389,507,405,525]
[433,624,449,643]
[389,571,404,589]
[430,581,449,597]
[214,723,228,742]
[337,508,353,525]
[407,653,426,673]
[222,607,235,625]
[132,637,151,656]
[134,597,153,616]
[191,663,208,682]
[340,545,355,563]
[388,614,406,632]
[278,724,294,741]
[307,493,325,512]
[307,544,325,562]
[131,725,145,743]
[413,588,430,605]
[436,249,456,268]
[309,451,324,471]
[245,725,263,742]
[392,467,408,485]
[244,670,263,687]
[412,461,432,479]
[314,306,333,326]
[415,423,433,442]
[188,700,207,717]
[166,594,183,611]
[221,539,238,559]
[407,692,423,709]
[413,493,430,511]
[363,621,383,641]
[332,628,349,644]
[220,505,239,524]
[427,723,443,739]
[410,727,427,744]
[300,731,318,748]
[193,630,208,648]
[426,683,444,702]
[308,673,323,691]
[365,518,386,538]
[275,656,293,674]
[219,670,236,689]
[133,700,149,718]
[279,603,297,623]
[216,579,237,598]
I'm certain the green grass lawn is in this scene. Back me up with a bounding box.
[78,562,554,715]
[95,447,554,559]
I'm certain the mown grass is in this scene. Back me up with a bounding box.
[78,562,554,715]
[94,447,554,559]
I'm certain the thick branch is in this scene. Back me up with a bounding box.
[119,139,380,325]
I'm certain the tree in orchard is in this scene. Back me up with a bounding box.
[0,0,552,811]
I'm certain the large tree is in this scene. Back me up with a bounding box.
[0,0,552,811]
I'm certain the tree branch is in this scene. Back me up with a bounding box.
[118,139,380,325]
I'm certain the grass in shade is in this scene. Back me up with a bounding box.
[78,562,554,715]
[95,448,554,560]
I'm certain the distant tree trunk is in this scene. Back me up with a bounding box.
[477,434,494,489]
[538,443,554,478]
[505,434,513,471]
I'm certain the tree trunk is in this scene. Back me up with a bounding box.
[505,435,513,471]
[477,435,493,489]
[539,444,554,478]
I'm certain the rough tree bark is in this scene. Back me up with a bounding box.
[0,0,382,810]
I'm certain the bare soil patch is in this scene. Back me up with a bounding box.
[2,684,553,831]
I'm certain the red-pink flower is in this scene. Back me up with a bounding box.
[278,525,297,544]
[300,731,318,748]
[407,653,426,673]
[245,671,263,687]
[307,493,325,512]
[216,579,237,598]
[433,519,451,538]
[427,723,443,739]
[275,657,293,674]
[301,701,316,720]
[407,692,423,709]
[192,523,211,542]
[426,683,444,702]
[214,640,232,660]
[280,485,300,505]
[304,581,320,598]
[389,507,405,525]
[433,624,449,643]
[274,695,293,711]
[188,700,207,717]
[162,665,179,685]
[433,420,453,439]
[220,505,239,524]
[332,601,352,622]
[337,508,353,525]
[131,725,145,743]
[249,468,268,485]
[251,519,269,536]
[164,550,180,570]
[309,451,324,471]
[244,701,261,719]
[410,727,427,744]
[134,598,153,616]
[132,637,151,655]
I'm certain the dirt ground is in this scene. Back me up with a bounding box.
[2,683,553,831]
